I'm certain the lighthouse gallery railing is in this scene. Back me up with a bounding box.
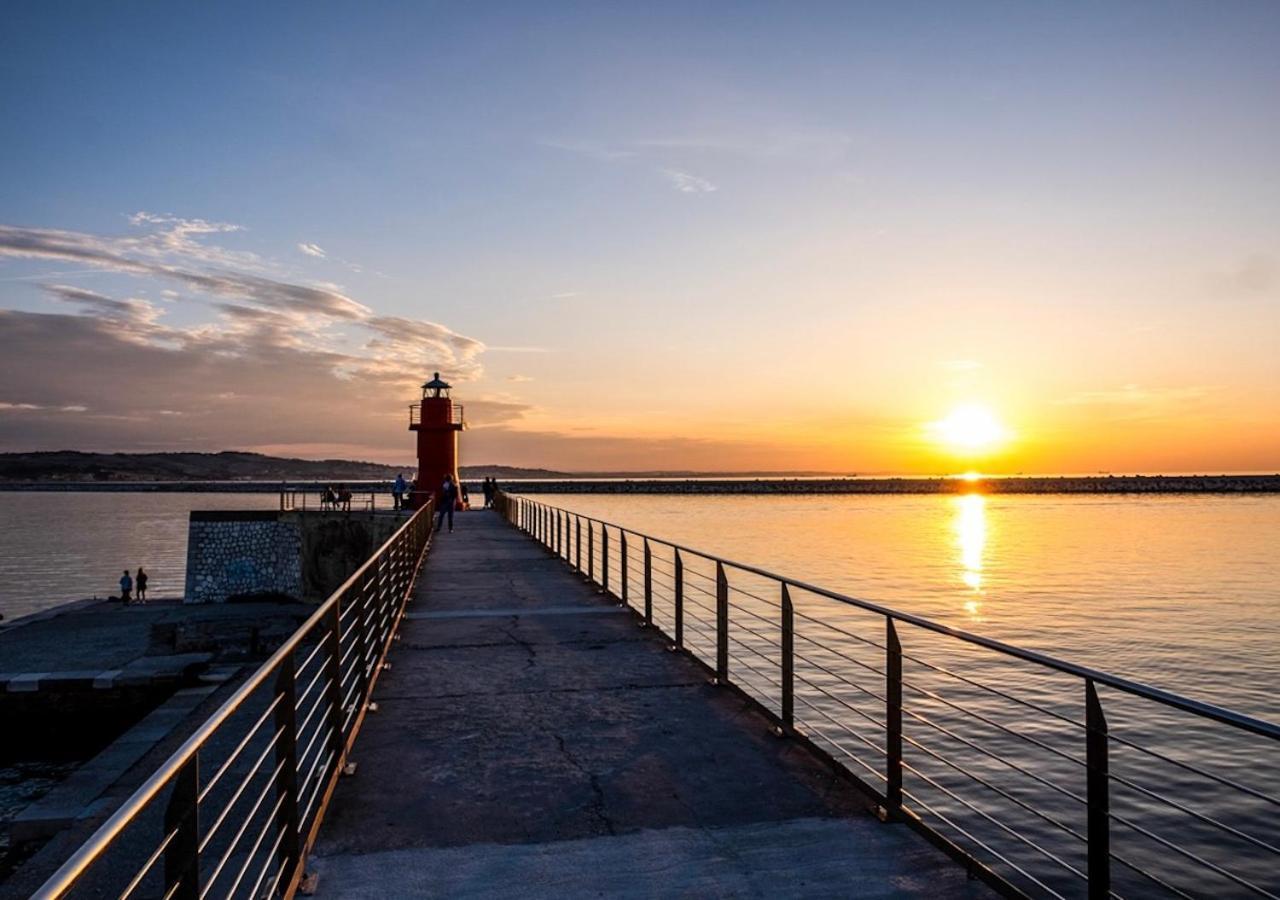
[33,500,435,900]
[498,492,1280,900]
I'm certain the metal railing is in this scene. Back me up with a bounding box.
[33,499,435,900]
[497,492,1280,900]
[278,488,408,513]
[407,403,464,428]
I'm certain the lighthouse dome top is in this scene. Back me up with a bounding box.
[422,372,451,398]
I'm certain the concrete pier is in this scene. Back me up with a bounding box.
[307,510,988,898]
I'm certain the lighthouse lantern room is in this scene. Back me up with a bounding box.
[408,372,464,509]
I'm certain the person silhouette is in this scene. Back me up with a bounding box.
[436,474,458,532]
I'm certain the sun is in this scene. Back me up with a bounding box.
[931,404,1009,455]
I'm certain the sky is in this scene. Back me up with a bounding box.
[1,1,1277,474]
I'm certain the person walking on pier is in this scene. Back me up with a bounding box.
[392,472,407,510]
[119,569,133,605]
[135,567,148,604]
[482,477,494,509]
[436,474,458,533]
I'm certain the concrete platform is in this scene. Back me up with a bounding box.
[308,510,989,897]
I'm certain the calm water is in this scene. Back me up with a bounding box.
[0,492,281,621]
[546,492,1280,719]
[532,492,1280,897]
[2,490,1277,895]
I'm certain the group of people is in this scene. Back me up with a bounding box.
[320,484,354,511]
[118,567,148,604]
[480,476,499,508]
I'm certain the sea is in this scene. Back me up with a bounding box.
[1,489,1277,895]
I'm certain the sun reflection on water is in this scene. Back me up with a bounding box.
[955,493,987,618]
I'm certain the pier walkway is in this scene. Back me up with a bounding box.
[306,510,986,898]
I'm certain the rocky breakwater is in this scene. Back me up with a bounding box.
[501,474,1280,495]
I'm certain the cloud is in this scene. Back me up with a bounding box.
[506,374,534,383]
[0,400,86,413]
[0,214,501,455]
[662,169,717,194]
[43,283,157,320]
[0,306,503,455]
[298,242,327,258]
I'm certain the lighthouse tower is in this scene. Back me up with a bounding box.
[408,372,464,509]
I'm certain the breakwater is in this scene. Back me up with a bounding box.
[1,473,1278,494]
[502,473,1280,494]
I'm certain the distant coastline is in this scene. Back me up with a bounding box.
[0,475,1277,495]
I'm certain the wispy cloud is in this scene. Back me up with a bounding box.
[506,374,534,383]
[297,242,327,258]
[662,169,717,194]
[0,221,373,320]
[0,401,86,413]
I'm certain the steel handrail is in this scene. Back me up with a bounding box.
[33,502,433,900]
[504,495,1280,741]
[501,491,1280,899]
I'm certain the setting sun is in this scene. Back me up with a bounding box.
[931,404,1010,455]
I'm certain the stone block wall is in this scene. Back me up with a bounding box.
[184,511,303,604]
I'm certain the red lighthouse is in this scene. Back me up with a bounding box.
[408,372,464,509]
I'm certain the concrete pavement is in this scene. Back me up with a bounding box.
[307,509,989,898]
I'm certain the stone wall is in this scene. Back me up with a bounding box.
[184,511,303,604]
[184,509,410,604]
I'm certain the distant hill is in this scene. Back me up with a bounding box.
[0,451,848,483]
[0,451,406,482]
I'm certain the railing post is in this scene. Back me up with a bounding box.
[674,550,684,649]
[273,653,302,886]
[588,520,595,582]
[326,600,345,759]
[715,562,728,684]
[781,584,794,732]
[602,527,610,595]
[1086,679,1111,899]
[575,517,582,572]
[620,532,629,607]
[885,618,903,818]
[355,571,372,703]
[557,510,563,558]
[162,756,200,900]
[643,539,652,626]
